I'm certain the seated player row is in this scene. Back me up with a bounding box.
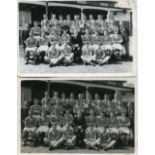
[38,14,121,35]
[25,28,124,66]
[22,92,133,150]
[23,108,132,150]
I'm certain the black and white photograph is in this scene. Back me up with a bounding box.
[19,79,136,153]
[18,0,136,75]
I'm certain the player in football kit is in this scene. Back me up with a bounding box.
[36,111,50,144]
[45,40,63,67]
[73,93,84,115]
[61,30,71,44]
[37,32,50,63]
[88,14,96,34]
[73,14,80,28]
[60,30,73,65]
[44,122,65,150]
[41,14,49,27]
[95,44,108,66]
[63,110,73,126]
[30,98,42,120]
[64,93,74,114]
[41,14,50,36]
[81,28,91,49]
[52,102,64,116]
[65,14,72,28]
[102,94,111,114]
[98,126,118,150]
[51,91,60,106]
[93,93,102,115]
[22,110,37,146]
[58,14,64,29]
[84,123,100,150]
[62,42,74,66]
[117,112,131,145]
[86,109,96,127]
[42,99,52,115]
[70,22,80,34]
[30,21,41,41]
[41,91,51,106]
[63,123,76,149]
[97,30,113,65]
[107,112,119,138]
[91,30,101,55]
[49,14,58,27]
[83,92,92,116]
[49,110,64,132]
[112,92,122,112]
[108,20,118,35]
[111,29,124,60]
[24,32,38,64]
[96,14,103,27]
[81,33,96,66]
[95,112,107,135]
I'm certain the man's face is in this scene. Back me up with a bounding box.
[104,94,108,100]
[83,15,87,21]
[114,29,119,34]
[67,15,71,20]
[34,99,38,105]
[95,94,99,99]
[29,32,33,38]
[52,14,56,19]
[78,94,82,100]
[61,93,66,99]
[25,23,29,30]
[89,15,93,20]
[70,93,74,99]
[53,123,57,129]
[104,31,108,36]
[65,110,69,115]
[41,33,45,38]
[74,15,77,20]
[43,14,47,19]
[42,112,46,117]
[54,92,58,98]
[110,113,115,118]
[86,29,89,34]
[98,15,102,20]
[24,100,29,108]
[45,92,49,97]
[95,31,98,36]
[63,31,67,35]
[34,22,38,27]
[59,15,63,20]
[90,110,94,116]
[29,111,33,117]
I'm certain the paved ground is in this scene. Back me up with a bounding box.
[21,146,134,153]
[19,57,132,74]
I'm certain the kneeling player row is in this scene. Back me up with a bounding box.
[25,33,123,66]
[22,111,133,150]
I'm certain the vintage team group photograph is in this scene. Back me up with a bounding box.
[18,0,135,74]
[19,79,135,153]
[17,0,137,154]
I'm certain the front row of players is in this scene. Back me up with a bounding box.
[22,109,132,151]
[25,29,123,66]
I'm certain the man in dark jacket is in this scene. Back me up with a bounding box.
[73,110,86,147]
[70,30,82,63]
